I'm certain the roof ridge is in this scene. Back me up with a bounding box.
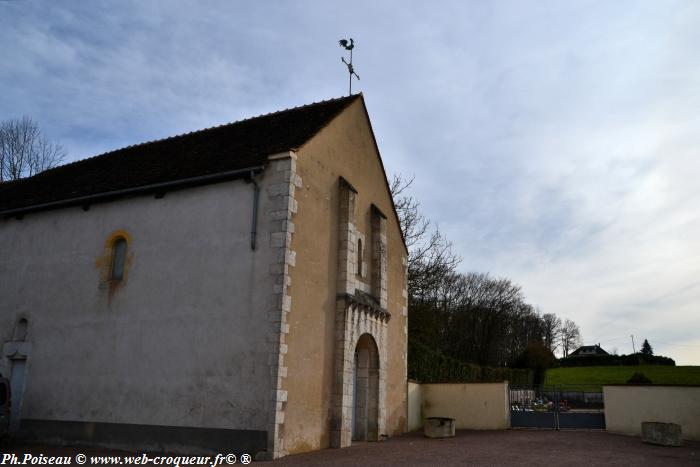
[230,93,360,128]
[34,94,361,178]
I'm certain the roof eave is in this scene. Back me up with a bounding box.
[1,165,266,219]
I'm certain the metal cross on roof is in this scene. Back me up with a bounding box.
[339,38,360,95]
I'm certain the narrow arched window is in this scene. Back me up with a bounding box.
[14,318,28,341]
[357,238,363,275]
[110,237,128,281]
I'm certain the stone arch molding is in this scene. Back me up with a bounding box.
[353,333,380,442]
[332,175,391,448]
[331,300,389,448]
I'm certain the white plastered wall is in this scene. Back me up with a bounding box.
[0,177,283,432]
[604,385,700,441]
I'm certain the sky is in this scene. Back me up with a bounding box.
[2,0,699,364]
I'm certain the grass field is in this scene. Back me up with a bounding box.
[544,365,700,390]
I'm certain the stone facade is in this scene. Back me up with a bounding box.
[265,152,302,459]
[331,177,391,448]
[370,205,388,309]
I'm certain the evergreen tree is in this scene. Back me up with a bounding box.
[640,339,653,356]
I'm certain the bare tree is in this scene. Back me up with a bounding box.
[0,117,66,182]
[391,173,570,370]
[390,174,461,296]
[560,319,582,357]
[541,313,562,353]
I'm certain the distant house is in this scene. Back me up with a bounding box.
[569,344,609,357]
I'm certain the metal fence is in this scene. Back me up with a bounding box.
[509,385,606,429]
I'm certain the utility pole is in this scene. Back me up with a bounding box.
[631,334,640,365]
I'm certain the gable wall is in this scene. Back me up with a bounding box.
[283,98,408,454]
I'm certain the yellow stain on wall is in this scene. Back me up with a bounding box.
[95,229,134,290]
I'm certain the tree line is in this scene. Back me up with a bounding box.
[392,175,582,369]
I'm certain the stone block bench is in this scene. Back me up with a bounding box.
[642,422,682,446]
[424,417,456,438]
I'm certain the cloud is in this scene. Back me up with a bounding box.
[1,0,699,363]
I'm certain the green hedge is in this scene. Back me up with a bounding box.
[559,353,675,367]
[408,339,533,385]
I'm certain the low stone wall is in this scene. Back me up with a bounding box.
[603,385,700,441]
[407,381,509,431]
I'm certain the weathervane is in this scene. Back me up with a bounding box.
[339,38,359,95]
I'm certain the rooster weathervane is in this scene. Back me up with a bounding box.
[339,38,359,95]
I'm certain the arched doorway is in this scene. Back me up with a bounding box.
[352,333,379,441]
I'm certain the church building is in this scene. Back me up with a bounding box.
[0,94,408,458]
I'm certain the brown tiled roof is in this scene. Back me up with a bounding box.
[0,94,360,215]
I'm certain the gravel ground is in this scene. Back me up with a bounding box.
[2,430,699,466]
[271,430,700,467]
